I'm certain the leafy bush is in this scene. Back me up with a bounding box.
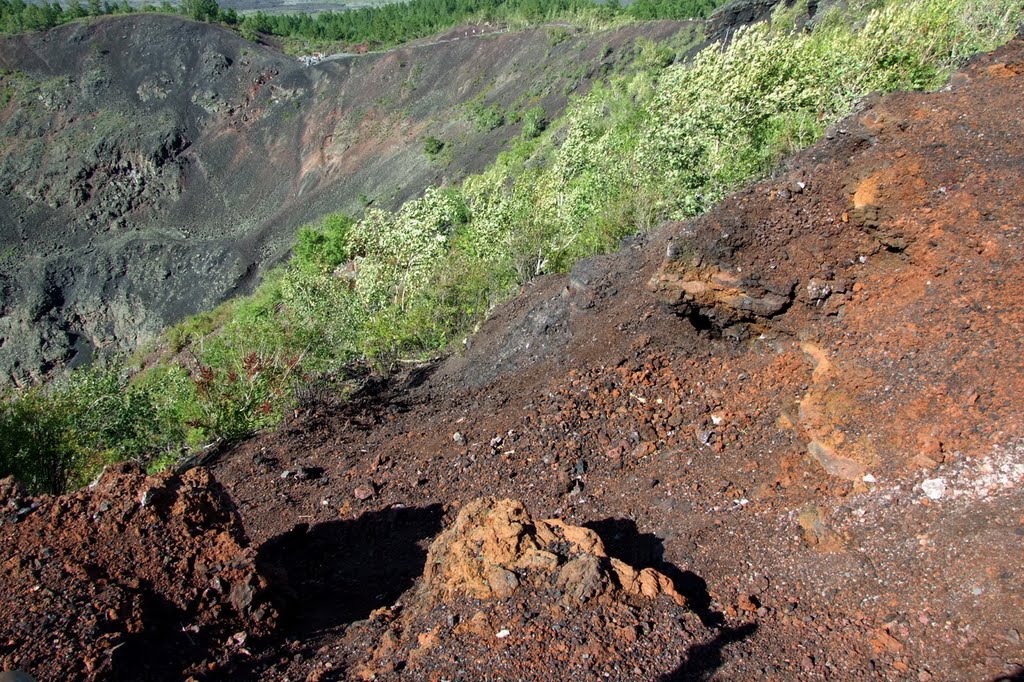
[0,366,171,494]
[467,101,506,132]
[546,26,570,46]
[188,351,300,441]
[294,212,355,273]
[521,107,548,139]
[423,135,445,159]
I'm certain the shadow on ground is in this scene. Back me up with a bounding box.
[587,517,758,681]
[657,623,760,682]
[213,504,444,679]
[586,517,725,628]
[257,503,445,635]
[991,671,1024,682]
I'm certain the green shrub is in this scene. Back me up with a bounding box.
[466,102,505,132]
[546,26,570,46]
[0,366,170,494]
[187,351,299,442]
[294,213,355,273]
[521,107,548,139]
[423,135,445,159]
[0,391,78,494]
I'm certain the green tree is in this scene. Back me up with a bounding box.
[181,0,220,22]
[66,0,87,18]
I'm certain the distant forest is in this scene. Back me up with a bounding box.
[0,0,720,47]
[243,0,721,47]
[0,0,238,33]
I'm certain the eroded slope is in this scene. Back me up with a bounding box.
[207,38,1024,680]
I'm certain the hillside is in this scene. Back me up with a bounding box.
[0,13,703,385]
[3,31,1024,682]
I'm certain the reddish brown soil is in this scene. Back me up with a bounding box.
[3,37,1024,682]
[0,465,275,680]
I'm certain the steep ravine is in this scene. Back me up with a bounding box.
[0,13,710,386]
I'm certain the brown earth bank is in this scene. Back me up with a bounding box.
[3,31,1024,682]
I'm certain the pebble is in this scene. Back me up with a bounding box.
[920,478,946,500]
[354,484,375,501]
[496,628,511,639]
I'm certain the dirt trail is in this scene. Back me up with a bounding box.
[3,34,1024,682]
[316,25,512,63]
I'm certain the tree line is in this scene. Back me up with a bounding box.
[243,0,720,47]
[1,0,719,46]
[0,0,238,34]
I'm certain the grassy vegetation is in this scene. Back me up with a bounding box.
[1,0,717,47]
[1,0,1020,494]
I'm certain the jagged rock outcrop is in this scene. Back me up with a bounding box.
[647,239,794,335]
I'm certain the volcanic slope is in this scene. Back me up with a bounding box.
[208,37,1024,681]
[3,30,1024,682]
[0,13,702,385]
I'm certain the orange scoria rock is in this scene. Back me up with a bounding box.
[421,497,686,606]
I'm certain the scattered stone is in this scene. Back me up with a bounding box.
[295,466,325,481]
[920,478,946,500]
[807,278,833,302]
[797,506,844,551]
[808,440,866,481]
[354,484,376,501]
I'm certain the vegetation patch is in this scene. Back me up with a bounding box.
[466,100,506,131]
